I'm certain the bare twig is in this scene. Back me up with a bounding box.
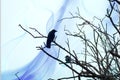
[18,1,120,79]
[19,24,47,38]
[39,46,80,75]
[15,72,21,80]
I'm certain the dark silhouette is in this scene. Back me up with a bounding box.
[46,29,57,48]
[65,55,72,63]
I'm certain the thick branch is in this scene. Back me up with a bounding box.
[39,47,80,75]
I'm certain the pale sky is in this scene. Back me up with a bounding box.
[1,0,110,80]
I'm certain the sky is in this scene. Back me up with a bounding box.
[1,0,111,80]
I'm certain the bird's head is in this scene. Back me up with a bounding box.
[52,29,57,33]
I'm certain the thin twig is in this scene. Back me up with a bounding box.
[19,24,47,38]
[15,72,21,80]
[39,46,80,75]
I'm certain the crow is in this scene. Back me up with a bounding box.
[65,55,72,63]
[46,29,57,48]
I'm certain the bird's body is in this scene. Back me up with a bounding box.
[65,55,71,63]
[46,29,57,48]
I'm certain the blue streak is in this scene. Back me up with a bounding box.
[2,0,70,80]
[2,47,58,80]
[46,0,70,32]
[17,48,58,80]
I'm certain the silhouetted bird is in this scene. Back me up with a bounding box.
[65,55,72,63]
[46,29,57,48]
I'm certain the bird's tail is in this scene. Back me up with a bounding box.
[46,44,51,48]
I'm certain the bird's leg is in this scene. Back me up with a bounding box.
[51,44,56,46]
[54,36,57,41]
[47,36,57,47]
[50,36,57,47]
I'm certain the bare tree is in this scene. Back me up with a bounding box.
[19,0,120,80]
